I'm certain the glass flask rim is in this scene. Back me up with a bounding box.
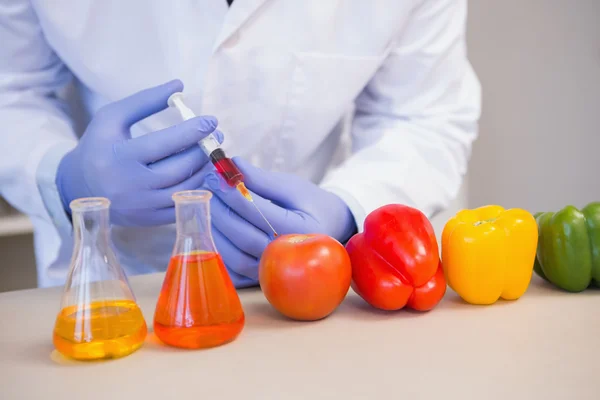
[70,197,111,212]
[172,190,213,203]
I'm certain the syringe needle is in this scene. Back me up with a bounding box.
[250,200,278,238]
[236,182,278,238]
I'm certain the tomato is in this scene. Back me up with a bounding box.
[259,233,352,321]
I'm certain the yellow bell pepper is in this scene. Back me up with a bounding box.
[441,205,538,305]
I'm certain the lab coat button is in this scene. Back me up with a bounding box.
[223,32,240,48]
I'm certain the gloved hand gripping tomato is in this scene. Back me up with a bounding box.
[346,204,446,311]
[534,203,600,292]
[441,205,538,305]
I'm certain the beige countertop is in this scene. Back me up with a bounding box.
[0,273,598,400]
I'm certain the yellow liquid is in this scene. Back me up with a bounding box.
[53,299,147,361]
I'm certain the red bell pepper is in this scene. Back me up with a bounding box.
[345,204,446,311]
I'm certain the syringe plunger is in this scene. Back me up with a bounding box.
[168,92,221,155]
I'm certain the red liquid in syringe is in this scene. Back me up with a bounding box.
[209,148,278,237]
[210,148,244,187]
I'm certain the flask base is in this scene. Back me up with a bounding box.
[154,314,245,349]
[52,300,147,361]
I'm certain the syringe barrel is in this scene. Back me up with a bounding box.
[210,148,244,187]
[168,92,223,156]
[199,134,221,156]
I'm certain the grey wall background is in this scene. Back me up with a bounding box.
[466,0,600,212]
[1,0,598,292]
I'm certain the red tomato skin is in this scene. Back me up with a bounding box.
[259,234,351,321]
[346,204,446,311]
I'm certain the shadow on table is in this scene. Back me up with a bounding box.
[1,338,89,368]
[430,276,600,310]
[243,301,318,330]
[240,288,510,324]
[11,340,117,368]
[48,349,124,367]
[335,287,531,319]
[334,295,428,321]
[17,341,62,367]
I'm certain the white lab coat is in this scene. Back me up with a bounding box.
[0,0,481,287]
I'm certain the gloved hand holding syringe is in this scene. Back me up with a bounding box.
[168,92,278,237]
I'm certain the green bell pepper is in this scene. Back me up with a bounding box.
[533,202,600,292]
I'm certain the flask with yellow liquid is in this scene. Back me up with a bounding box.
[52,197,147,361]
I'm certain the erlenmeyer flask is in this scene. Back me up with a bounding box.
[53,198,147,361]
[154,190,245,349]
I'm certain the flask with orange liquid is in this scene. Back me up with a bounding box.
[53,197,147,361]
[153,190,245,349]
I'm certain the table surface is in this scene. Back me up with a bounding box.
[0,273,598,400]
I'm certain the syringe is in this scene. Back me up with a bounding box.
[167,92,278,237]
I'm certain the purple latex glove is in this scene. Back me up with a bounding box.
[57,79,222,226]
[202,157,357,288]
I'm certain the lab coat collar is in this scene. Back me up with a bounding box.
[212,0,269,51]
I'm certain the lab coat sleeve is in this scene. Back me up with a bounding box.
[319,0,481,230]
[0,2,77,239]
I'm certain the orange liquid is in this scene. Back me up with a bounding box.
[236,182,252,201]
[53,299,147,361]
[154,251,245,349]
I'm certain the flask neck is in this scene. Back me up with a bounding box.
[60,197,138,312]
[72,207,111,249]
[173,191,216,254]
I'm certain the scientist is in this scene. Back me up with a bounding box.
[0,0,481,288]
